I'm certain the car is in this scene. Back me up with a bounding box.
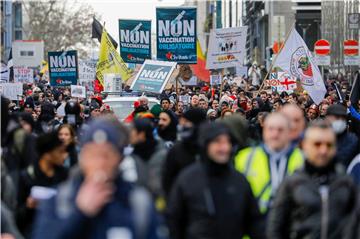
[104,93,159,121]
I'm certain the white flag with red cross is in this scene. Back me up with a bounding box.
[273,28,326,105]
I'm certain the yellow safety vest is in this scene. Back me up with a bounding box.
[235,146,304,214]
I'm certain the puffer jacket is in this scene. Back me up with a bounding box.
[267,160,358,239]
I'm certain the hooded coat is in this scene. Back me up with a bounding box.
[166,123,265,239]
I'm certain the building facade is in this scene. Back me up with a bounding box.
[1,0,26,62]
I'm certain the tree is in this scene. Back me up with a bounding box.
[22,0,99,58]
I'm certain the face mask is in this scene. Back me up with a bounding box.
[331,120,347,134]
[177,125,193,141]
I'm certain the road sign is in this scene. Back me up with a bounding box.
[348,13,360,30]
[344,39,359,66]
[344,39,359,56]
[314,39,330,55]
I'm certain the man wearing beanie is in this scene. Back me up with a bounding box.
[32,117,159,239]
[167,122,264,239]
[162,108,207,197]
[17,131,68,236]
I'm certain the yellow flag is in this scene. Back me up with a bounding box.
[40,60,48,74]
[96,29,132,85]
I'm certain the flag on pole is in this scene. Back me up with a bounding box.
[190,40,210,82]
[96,29,132,86]
[7,48,13,81]
[92,17,118,49]
[349,71,360,120]
[350,72,360,107]
[272,28,326,105]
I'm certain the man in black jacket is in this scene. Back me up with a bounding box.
[267,120,358,239]
[166,122,265,239]
[161,108,206,197]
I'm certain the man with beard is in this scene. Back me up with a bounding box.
[157,110,178,148]
[166,122,264,239]
[162,108,206,197]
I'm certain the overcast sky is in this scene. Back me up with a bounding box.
[87,0,185,40]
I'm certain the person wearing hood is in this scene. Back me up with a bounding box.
[36,102,60,133]
[157,110,178,147]
[325,104,359,167]
[122,118,168,209]
[166,122,265,239]
[162,108,207,197]
[267,120,357,239]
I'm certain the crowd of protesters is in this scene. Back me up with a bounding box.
[1,68,360,239]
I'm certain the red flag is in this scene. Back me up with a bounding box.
[191,40,210,83]
[94,79,104,93]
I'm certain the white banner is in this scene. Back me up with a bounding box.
[272,28,326,105]
[70,85,86,98]
[14,67,34,83]
[206,27,248,70]
[0,83,23,100]
[78,60,96,83]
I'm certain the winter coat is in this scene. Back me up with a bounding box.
[335,131,359,167]
[32,168,159,239]
[162,139,199,197]
[166,161,265,239]
[267,161,358,239]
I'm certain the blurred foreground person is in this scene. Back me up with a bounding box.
[32,117,159,239]
[267,120,357,239]
[166,122,264,239]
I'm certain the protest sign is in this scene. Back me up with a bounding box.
[266,72,297,93]
[131,60,176,93]
[156,7,197,63]
[119,19,151,64]
[78,60,96,82]
[0,83,23,100]
[48,50,78,86]
[104,74,122,92]
[14,67,34,83]
[210,74,221,85]
[70,85,86,98]
[179,95,191,105]
[206,27,248,69]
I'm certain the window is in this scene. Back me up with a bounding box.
[15,30,22,40]
[14,3,22,28]
[19,50,34,57]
